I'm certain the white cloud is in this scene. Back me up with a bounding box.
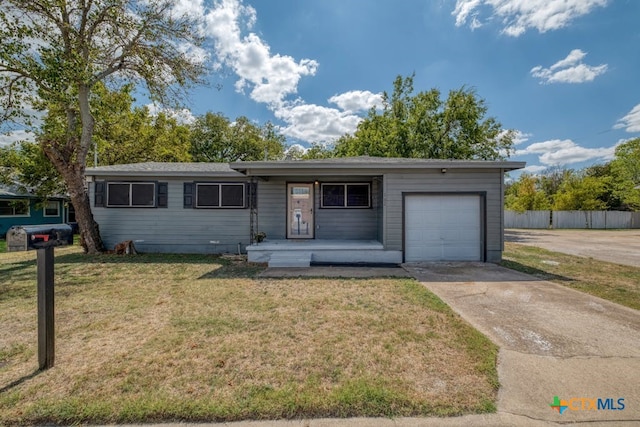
[0,130,35,147]
[531,49,607,84]
[453,0,609,36]
[614,103,640,133]
[170,0,373,144]
[521,165,548,174]
[328,90,383,113]
[517,138,617,166]
[202,0,318,108]
[512,130,532,145]
[146,103,196,125]
[275,104,362,143]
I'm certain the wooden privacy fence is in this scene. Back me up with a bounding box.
[505,210,640,229]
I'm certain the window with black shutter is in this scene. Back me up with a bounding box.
[193,183,246,208]
[104,182,157,207]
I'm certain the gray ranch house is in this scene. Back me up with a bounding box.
[86,157,524,266]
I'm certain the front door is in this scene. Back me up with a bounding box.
[287,183,314,239]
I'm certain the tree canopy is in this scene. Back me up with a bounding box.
[0,0,207,253]
[505,138,640,212]
[1,84,193,199]
[189,113,286,162]
[333,74,515,160]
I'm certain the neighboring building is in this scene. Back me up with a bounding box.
[85,157,525,266]
[0,185,71,237]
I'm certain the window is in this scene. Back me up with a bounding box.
[43,200,60,217]
[195,183,245,208]
[0,199,29,216]
[321,183,371,208]
[107,182,155,207]
[95,181,167,208]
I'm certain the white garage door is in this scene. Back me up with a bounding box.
[405,194,482,262]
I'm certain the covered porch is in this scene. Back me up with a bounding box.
[247,239,402,267]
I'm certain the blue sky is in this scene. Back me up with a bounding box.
[3,0,640,174]
[182,0,640,174]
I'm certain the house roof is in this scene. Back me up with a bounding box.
[85,157,525,178]
[231,156,526,176]
[0,184,67,200]
[85,162,244,178]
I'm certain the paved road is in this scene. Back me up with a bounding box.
[504,229,640,267]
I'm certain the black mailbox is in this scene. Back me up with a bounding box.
[6,224,74,252]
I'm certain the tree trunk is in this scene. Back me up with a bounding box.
[42,142,105,254]
[67,172,104,254]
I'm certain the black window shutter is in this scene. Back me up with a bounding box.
[95,181,105,207]
[183,182,194,208]
[246,182,257,209]
[157,182,168,208]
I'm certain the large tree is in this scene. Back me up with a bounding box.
[189,112,286,162]
[1,84,192,197]
[0,0,206,253]
[89,84,192,165]
[609,138,640,210]
[504,174,551,212]
[334,74,515,160]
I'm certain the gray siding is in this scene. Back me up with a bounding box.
[256,177,382,241]
[90,177,250,253]
[255,179,287,240]
[383,169,503,261]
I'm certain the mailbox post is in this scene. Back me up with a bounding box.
[6,224,73,370]
[37,246,55,369]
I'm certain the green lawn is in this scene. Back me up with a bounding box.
[0,247,498,425]
[502,242,640,310]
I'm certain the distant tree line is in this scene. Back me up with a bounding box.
[505,138,640,212]
[2,74,516,198]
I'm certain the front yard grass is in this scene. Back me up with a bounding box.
[0,247,498,425]
[502,242,640,311]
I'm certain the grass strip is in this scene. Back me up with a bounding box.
[502,242,640,310]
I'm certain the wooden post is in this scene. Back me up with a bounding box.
[37,246,55,370]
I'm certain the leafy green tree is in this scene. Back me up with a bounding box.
[552,173,609,211]
[44,83,192,166]
[0,0,206,253]
[334,74,514,160]
[0,140,65,197]
[1,84,192,205]
[505,174,551,212]
[583,163,623,210]
[609,138,640,210]
[189,113,285,162]
[302,142,336,159]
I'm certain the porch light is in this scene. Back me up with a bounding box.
[441,168,447,174]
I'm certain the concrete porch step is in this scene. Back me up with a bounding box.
[268,251,312,268]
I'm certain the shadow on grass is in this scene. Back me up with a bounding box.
[0,369,41,394]
[499,259,573,282]
[504,229,555,243]
[0,259,36,275]
[53,252,223,265]
[198,262,266,279]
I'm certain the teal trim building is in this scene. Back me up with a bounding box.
[0,186,71,237]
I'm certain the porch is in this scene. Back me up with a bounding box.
[247,239,403,267]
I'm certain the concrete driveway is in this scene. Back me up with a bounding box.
[404,262,640,425]
[505,229,640,267]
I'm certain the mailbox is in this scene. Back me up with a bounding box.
[6,224,74,252]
